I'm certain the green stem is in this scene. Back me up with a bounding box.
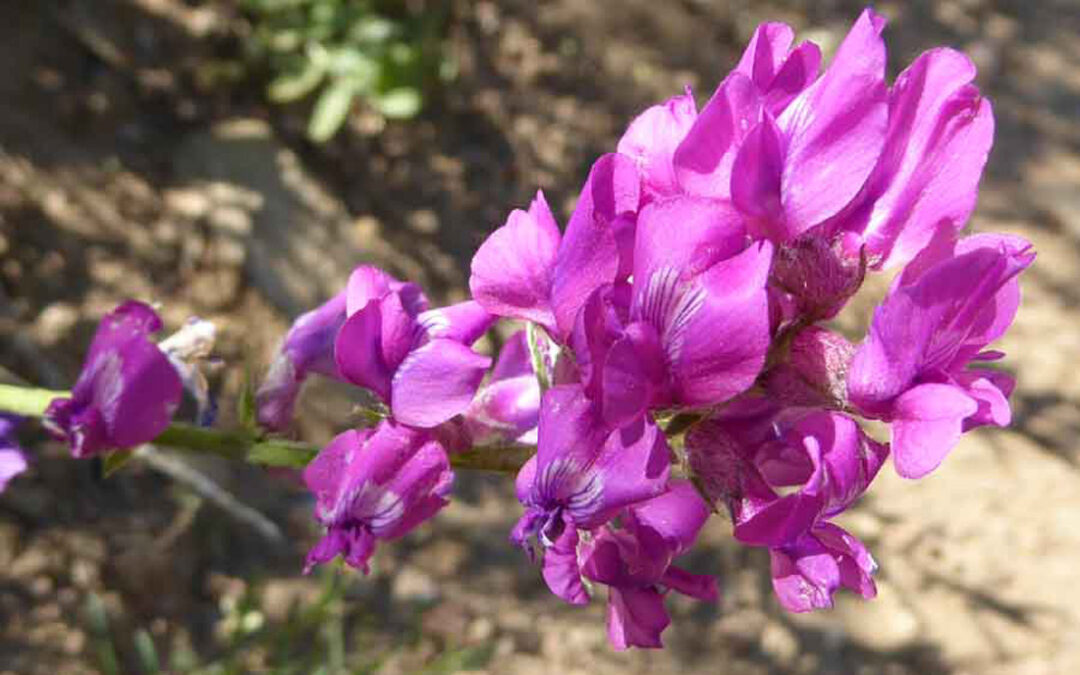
[0,383,531,472]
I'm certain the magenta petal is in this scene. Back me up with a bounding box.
[334,301,395,402]
[776,9,888,234]
[731,113,786,233]
[617,90,698,197]
[674,241,773,406]
[418,300,494,345]
[891,383,978,479]
[303,423,452,574]
[569,419,671,529]
[304,428,370,514]
[770,539,841,612]
[631,480,711,553]
[0,449,27,492]
[491,330,533,381]
[600,322,666,428]
[763,41,822,114]
[861,49,995,269]
[958,370,1014,429]
[0,417,27,492]
[463,374,541,445]
[770,524,877,613]
[551,154,641,337]
[542,527,589,605]
[534,385,608,484]
[469,191,562,331]
[390,339,491,428]
[256,290,348,430]
[662,566,719,602]
[673,73,761,199]
[607,587,670,651]
[376,442,453,539]
[346,265,427,317]
[632,197,748,306]
[734,22,795,87]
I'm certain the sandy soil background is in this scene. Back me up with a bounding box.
[1,0,1078,673]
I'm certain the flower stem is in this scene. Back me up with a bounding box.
[0,383,531,472]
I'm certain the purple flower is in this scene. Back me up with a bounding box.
[471,155,642,342]
[44,301,182,458]
[511,385,670,603]
[847,233,1034,478]
[579,481,718,650]
[573,196,773,426]
[303,420,453,573]
[462,330,541,446]
[334,266,495,428]
[832,48,995,270]
[687,407,886,611]
[770,522,877,613]
[256,287,348,431]
[676,10,887,244]
[0,415,28,492]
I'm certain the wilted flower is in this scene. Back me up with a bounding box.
[256,287,348,431]
[44,301,182,458]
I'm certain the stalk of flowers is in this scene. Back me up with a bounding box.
[0,5,1035,655]
[467,6,1031,648]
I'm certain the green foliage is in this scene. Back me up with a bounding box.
[241,0,448,142]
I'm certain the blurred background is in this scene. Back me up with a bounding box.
[1,0,1078,673]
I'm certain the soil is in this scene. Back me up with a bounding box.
[1,0,1078,673]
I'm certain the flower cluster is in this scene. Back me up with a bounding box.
[29,7,1033,653]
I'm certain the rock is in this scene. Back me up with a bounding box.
[391,566,440,605]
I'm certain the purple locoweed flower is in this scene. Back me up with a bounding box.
[0,415,28,492]
[334,265,495,428]
[579,481,718,650]
[847,232,1034,478]
[303,420,453,573]
[770,521,878,613]
[511,385,670,604]
[830,48,995,270]
[256,287,349,431]
[572,196,773,426]
[687,406,886,611]
[44,301,182,458]
[471,154,642,342]
[674,10,887,245]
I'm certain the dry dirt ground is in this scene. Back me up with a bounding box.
[1,0,1079,673]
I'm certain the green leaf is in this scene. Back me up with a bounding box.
[307,78,358,142]
[373,87,421,119]
[134,629,162,674]
[267,58,327,102]
[103,450,135,477]
[350,16,399,44]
